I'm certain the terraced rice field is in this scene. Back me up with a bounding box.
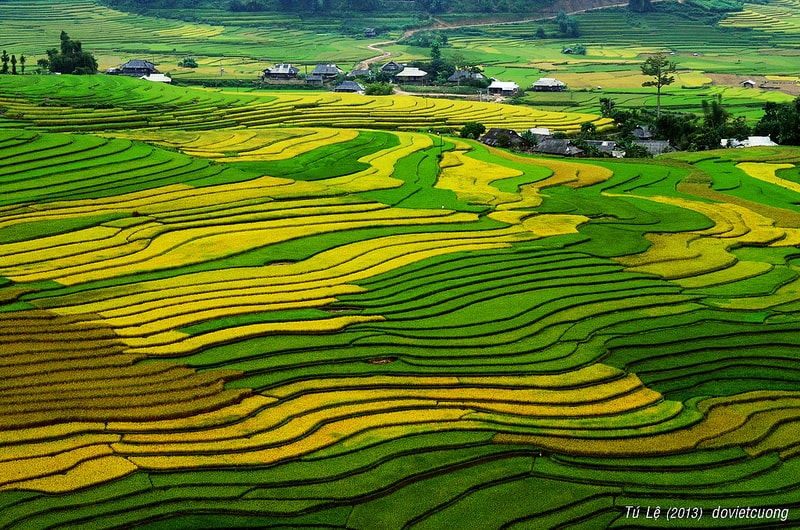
[0,0,375,73]
[0,75,610,133]
[1,68,800,527]
[721,0,800,47]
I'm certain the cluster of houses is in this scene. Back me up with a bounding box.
[480,125,671,158]
[107,57,570,100]
[261,60,432,94]
[480,124,778,158]
[261,59,569,97]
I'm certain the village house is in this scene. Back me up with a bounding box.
[533,138,585,157]
[117,60,158,76]
[531,77,567,92]
[334,80,365,94]
[722,136,778,148]
[447,70,485,83]
[480,128,531,149]
[263,64,300,80]
[741,79,756,89]
[527,127,552,143]
[632,125,654,140]
[634,140,672,156]
[310,64,344,80]
[381,61,404,74]
[394,67,428,84]
[487,80,519,96]
[364,28,377,38]
[586,140,623,158]
[348,69,372,79]
[140,73,171,83]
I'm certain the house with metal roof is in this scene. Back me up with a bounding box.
[487,81,519,96]
[263,64,300,80]
[394,67,428,84]
[531,77,567,92]
[140,73,171,83]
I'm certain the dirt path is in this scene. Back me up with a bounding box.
[357,41,396,70]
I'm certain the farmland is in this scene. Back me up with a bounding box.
[2,0,800,528]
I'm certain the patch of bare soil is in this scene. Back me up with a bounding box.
[707,73,800,97]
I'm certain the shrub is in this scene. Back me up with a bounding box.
[460,121,485,139]
[178,57,198,68]
[365,82,394,95]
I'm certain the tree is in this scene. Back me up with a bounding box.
[754,97,800,145]
[579,121,597,139]
[629,0,652,12]
[45,32,98,75]
[641,53,676,118]
[19,55,25,74]
[619,138,652,158]
[365,82,394,95]
[556,11,579,37]
[178,57,198,68]
[430,41,441,62]
[11,55,17,75]
[1,50,8,74]
[655,112,697,151]
[460,121,486,139]
[599,97,615,118]
[521,130,538,147]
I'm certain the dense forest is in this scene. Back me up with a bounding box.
[99,0,758,18]
[100,0,591,14]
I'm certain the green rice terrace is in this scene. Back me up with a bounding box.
[1,0,800,527]
[1,72,800,528]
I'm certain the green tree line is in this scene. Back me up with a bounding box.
[1,51,26,75]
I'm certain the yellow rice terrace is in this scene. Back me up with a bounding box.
[0,73,799,529]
